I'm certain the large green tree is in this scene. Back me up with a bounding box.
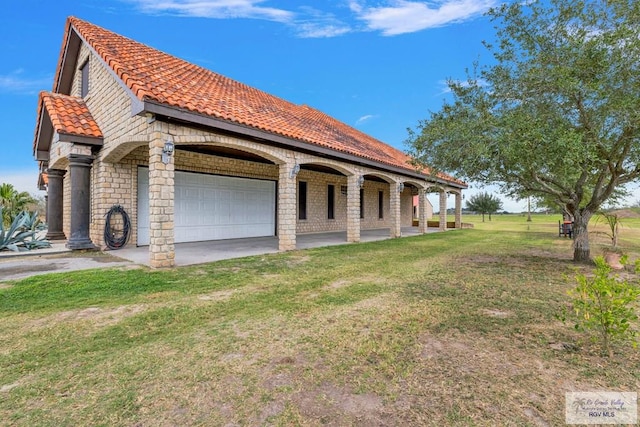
[407,0,640,262]
[466,191,503,222]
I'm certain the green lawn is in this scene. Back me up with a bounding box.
[1,214,639,426]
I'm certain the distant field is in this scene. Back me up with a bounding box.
[464,212,640,255]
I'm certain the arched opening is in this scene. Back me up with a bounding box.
[360,174,394,233]
[295,162,351,237]
[422,186,463,230]
[424,186,445,229]
[136,140,284,247]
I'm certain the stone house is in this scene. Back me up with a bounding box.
[33,17,466,268]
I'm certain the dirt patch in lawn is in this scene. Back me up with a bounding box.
[292,383,386,425]
[197,289,236,302]
[28,304,146,329]
[325,279,350,289]
[286,254,311,267]
[482,308,513,318]
[464,255,503,264]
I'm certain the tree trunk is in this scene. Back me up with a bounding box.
[572,210,593,263]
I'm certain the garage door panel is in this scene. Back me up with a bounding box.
[137,167,275,245]
[137,168,150,245]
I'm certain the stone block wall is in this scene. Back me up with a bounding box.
[400,189,414,226]
[295,170,348,234]
[360,181,391,230]
[76,44,148,154]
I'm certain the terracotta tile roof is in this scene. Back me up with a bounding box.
[63,17,463,186]
[39,92,103,139]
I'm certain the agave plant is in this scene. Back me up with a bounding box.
[0,208,51,252]
[22,211,50,250]
[22,210,46,232]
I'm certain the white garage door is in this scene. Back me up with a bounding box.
[137,167,276,245]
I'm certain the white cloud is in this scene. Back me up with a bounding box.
[126,0,495,38]
[129,0,352,38]
[348,1,363,14]
[353,0,496,36]
[294,6,351,38]
[355,114,377,125]
[296,23,351,38]
[0,70,51,95]
[131,0,294,22]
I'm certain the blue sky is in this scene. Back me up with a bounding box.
[2,0,635,211]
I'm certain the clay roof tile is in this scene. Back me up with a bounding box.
[65,16,463,186]
[39,92,102,139]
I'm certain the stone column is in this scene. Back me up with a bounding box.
[347,175,361,243]
[439,190,447,231]
[148,135,175,268]
[66,154,95,249]
[455,192,462,229]
[45,168,66,241]
[418,188,429,234]
[390,182,402,238]
[278,162,297,251]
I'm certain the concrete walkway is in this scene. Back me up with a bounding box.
[0,244,131,281]
[112,227,432,266]
[0,227,439,281]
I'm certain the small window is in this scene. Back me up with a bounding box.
[80,60,89,97]
[378,191,384,219]
[298,181,307,220]
[328,184,335,220]
[360,189,365,219]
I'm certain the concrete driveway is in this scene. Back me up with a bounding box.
[0,246,133,282]
[0,227,436,281]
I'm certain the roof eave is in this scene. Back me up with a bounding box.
[33,106,53,161]
[57,133,104,146]
[54,22,82,95]
[139,100,466,189]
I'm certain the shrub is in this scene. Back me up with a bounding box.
[566,256,640,357]
[595,210,622,248]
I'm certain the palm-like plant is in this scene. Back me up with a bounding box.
[0,183,13,226]
[595,211,622,249]
[0,183,36,227]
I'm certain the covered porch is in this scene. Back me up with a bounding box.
[112,226,440,267]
